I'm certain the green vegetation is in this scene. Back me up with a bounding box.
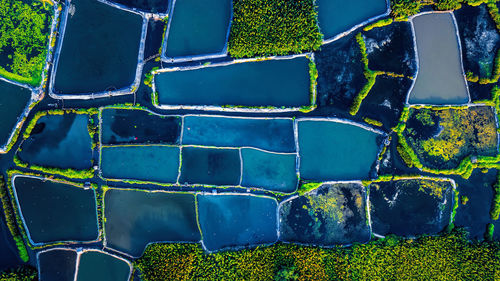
[297,182,322,196]
[0,176,29,262]
[490,175,500,220]
[308,58,318,106]
[135,229,500,281]
[363,117,383,127]
[0,266,37,281]
[390,0,423,20]
[461,195,469,205]
[228,0,322,58]
[0,0,54,86]
[485,223,495,240]
[363,18,394,31]
[144,67,159,88]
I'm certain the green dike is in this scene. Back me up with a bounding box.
[363,18,394,31]
[0,265,37,281]
[134,229,499,281]
[490,174,500,220]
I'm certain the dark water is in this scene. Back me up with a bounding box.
[13,176,98,244]
[38,249,77,281]
[197,194,277,251]
[18,114,93,170]
[156,57,311,107]
[0,205,21,271]
[76,251,130,281]
[104,189,200,257]
[54,0,143,94]
[165,0,231,58]
[182,116,295,153]
[144,19,166,59]
[0,80,31,148]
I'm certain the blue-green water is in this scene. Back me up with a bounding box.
[241,148,297,193]
[155,57,311,107]
[165,0,231,58]
[317,0,387,39]
[179,147,240,186]
[0,80,31,148]
[104,189,200,257]
[54,0,143,94]
[408,13,469,104]
[197,195,277,251]
[38,249,77,281]
[18,114,93,170]
[76,251,130,281]
[13,176,98,244]
[101,146,180,183]
[298,120,380,180]
[182,116,295,153]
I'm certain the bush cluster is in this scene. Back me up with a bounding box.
[0,266,37,281]
[490,175,500,220]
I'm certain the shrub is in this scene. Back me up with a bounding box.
[0,266,37,281]
[485,223,494,241]
[364,118,383,127]
[390,0,423,20]
[490,176,500,220]
[363,18,394,31]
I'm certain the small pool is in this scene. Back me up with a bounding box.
[408,12,469,104]
[317,0,387,40]
[297,120,381,181]
[0,80,31,149]
[182,116,295,153]
[38,249,77,281]
[101,145,180,183]
[104,189,200,257]
[197,194,277,251]
[13,176,98,244]
[76,251,130,281]
[164,0,231,58]
[155,57,311,108]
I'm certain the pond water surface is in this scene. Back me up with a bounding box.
[0,206,21,270]
[76,251,130,281]
[38,249,76,281]
[0,80,31,149]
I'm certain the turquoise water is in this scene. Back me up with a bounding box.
[155,57,311,107]
[54,0,143,94]
[317,0,387,39]
[165,0,231,58]
[241,148,297,193]
[104,189,200,257]
[197,195,277,251]
[0,80,31,148]
[179,147,241,185]
[38,250,77,281]
[13,176,98,244]
[101,146,180,183]
[18,114,93,170]
[182,116,295,153]
[298,120,380,180]
[408,13,469,104]
[76,251,130,281]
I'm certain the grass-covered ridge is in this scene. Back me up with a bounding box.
[228,0,322,58]
[0,0,54,86]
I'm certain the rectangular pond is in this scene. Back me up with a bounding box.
[164,0,231,58]
[155,57,311,108]
[53,0,143,94]
[0,79,31,149]
[182,116,295,153]
[197,194,277,251]
[100,145,180,183]
[179,147,241,186]
[317,0,387,40]
[241,148,298,193]
[408,12,469,104]
[104,189,200,257]
[13,176,98,244]
[100,108,181,145]
[76,251,130,281]
[38,249,77,281]
[297,120,381,181]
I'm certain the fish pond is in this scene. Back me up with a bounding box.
[53,0,143,94]
[18,114,93,170]
[76,251,130,281]
[317,0,387,40]
[164,0,231,58]
[155,57,311,108]
[100,145,180,183]
[38,249,77,281]
[197,194,277,251]
[369,179,454,237]
[104,189,200,257]
[297,120,382,181]
[12,176,98,244]
[279,183,370,246]
[408,12,469,104]
[0,80,31,149]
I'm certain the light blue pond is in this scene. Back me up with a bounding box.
[101,146,180,183]
[76,251,130,281]
[182,116,295,153]
[197,195,277,251]
[317,0,387,39]
[298,120,380,181]
[165,0,231,58]
[0,80,31,148]
[241,148,297,193]
[408,13,469,104]
[155,57,311,107]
